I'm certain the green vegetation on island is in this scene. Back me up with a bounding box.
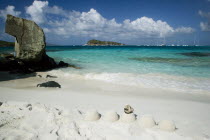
[0,40,14,47]
[87,39,125,46]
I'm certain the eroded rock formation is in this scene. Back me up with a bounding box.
[0,15,70,74]
[5,15,46,62]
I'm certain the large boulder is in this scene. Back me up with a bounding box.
[5,14,45,62]
[0,15,73,74]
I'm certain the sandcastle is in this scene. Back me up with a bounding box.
[83,105,176,132]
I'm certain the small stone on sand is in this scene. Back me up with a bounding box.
[124,105,134,114]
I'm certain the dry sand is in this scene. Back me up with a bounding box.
[0,71,210,140]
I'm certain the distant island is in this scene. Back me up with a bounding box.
[86,39,125,46]
[0,40,14,47]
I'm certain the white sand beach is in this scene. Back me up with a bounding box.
[0,71,210,140]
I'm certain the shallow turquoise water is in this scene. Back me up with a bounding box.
[46,46,210,78]
[1,46,210,92]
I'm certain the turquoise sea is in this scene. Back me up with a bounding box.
[1,46,210,92]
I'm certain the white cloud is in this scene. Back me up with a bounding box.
[25,0,65,24]
[175,27,195,33]
[44,8,194,40]
[198,10,210,31]
[0,5,21,20]
[43,27,51,33]
[198,10,210,18]
[25,0,48,24]
[200,22,210,31]
[0,0,194,41]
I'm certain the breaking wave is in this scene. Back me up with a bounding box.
[48,69,210,93]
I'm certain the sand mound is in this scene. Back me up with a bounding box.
[138,115,156,128]
[84,110,101,121]
[120,113,136,123]
[0,101,200,140]
[103,111,119,122]
[158,120,176,131]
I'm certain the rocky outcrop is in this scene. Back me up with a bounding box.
[5,15,45,62]
[0,15,71,74]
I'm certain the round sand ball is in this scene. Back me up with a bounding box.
[103,111,119,122]
[84,110,101,121]
[121,113,136,123]
[158,120,176,132]
[138,116,156,128]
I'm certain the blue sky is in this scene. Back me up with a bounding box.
[0,0,210,45]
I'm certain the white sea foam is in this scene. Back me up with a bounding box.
[48,69,210,93]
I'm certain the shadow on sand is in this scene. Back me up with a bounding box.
[0,71,36,82]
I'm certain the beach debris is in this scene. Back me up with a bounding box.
[37,81,61,88]
[84,110,101,121]
[121,113,136,123]
[138,116,156,128]
[158,120,176,132]
[0,102,3,106]
[46,75,58,78]
[103,111,119,122]
[124,105,134,114]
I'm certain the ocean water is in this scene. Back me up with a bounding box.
[1,46,210,92]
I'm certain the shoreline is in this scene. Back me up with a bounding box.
[1,71,210,102]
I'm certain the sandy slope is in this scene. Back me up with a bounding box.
[0,72,210,140]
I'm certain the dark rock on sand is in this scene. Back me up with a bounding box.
[46,75,57,78]
[37,81,61,88]
[180,52,210,57]
[0,102,3,106]
[0,54,56,74]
